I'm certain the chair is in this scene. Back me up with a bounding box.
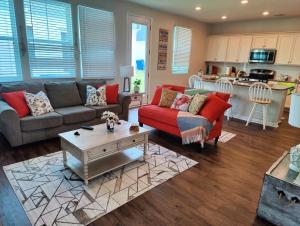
[246,82,272,130]
[216,78,234,120]
[188,75,203,89]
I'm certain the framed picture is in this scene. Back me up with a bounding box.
[157,28,168,70]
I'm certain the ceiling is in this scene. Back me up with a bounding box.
[124,0,300,23]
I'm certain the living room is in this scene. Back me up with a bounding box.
[0,0,300,226]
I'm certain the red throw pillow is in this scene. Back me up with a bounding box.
[199,94,231,123]
[214,92,230,102]
[1,91,30,118]
[151,85,172,105]
[97,84,119,104]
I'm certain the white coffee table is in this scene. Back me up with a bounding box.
[59,120,151,185]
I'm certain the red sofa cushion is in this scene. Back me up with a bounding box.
[200,94,231,123]
[1,91,30,118]
[139,105,178,127]
[212,92,231,102]
[162,84,185,93]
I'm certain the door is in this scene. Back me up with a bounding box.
[291,35,300,65]
[127,15,151,103]
[252,35,277,49]
[238,36,252,63]
[276,35,294,65]
[226,36,240,62]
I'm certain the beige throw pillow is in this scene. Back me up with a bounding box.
[158,88,178,108]
[188,93,207,115]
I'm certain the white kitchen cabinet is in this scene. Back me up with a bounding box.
[276,35,295,65]
[226,36,240,62]
[291,35,300,65]
[252,35,278,49]
[238,36,253,63]
[226,36,252,63]
[206,36,228,62]
[206,36,218,61]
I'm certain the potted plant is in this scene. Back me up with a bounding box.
[133,79,141,93]
[101,111,120,132]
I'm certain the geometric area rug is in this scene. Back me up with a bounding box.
[3,143,198,226]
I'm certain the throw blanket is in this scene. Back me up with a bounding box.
[177,111,213,145]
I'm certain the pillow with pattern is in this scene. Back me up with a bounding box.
[158,88,178,108]
[25,91,54,116]
[171,93,192,112]
[85,85,107,106]
[188,93,207,115]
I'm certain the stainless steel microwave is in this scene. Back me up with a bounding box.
[249,49,277,64]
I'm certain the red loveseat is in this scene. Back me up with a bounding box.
[138,84,229,146]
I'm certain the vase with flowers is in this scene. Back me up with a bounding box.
[101,111,119,132]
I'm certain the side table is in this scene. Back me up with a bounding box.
[123,92,144,108]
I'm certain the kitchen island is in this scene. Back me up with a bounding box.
[199,80,292,128]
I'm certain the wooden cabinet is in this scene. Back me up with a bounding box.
[276,35,295,64]
[226,36,252,63]
[238,36,253,62]
[206,36,228,62]
[226,36,240,62]
[291,35,300,65]
[252,35,278,49]
[276,34,300,66]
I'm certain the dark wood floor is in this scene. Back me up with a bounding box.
[1,108,300,226]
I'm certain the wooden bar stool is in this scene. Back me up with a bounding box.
[188,75,203,89]
[246,82,272,130]
[216,78,234,120]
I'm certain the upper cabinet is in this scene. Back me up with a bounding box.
[252,35,278,49]
[226,35,252,63]
[206,36,228,62]
[276,34,300,66]
[206,33,300,65]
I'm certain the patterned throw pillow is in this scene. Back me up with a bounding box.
[171,93,192,112]
[188,93,207,115]
[25,91,54,116]
[85,85,107,106]
[158,88,178,108]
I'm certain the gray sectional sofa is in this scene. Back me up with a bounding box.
[0,80,131,147]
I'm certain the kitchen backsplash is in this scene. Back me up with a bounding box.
[206,62,300,81]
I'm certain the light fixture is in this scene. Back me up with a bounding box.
[195,6,202,11]
[262,11,270,16]
[221,16,227,20]
[241,0,248,4]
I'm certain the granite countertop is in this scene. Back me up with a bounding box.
[201,79,294,91]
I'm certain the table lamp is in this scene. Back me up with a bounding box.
[120,65,134,92]
[288,92,300,172]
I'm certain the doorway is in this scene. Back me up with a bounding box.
[127,15,151,103]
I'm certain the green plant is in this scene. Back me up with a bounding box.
[133,78,141,86]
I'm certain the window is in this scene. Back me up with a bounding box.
[0,0,22,82]
[172,26,192,74]
[24,0,75,78]
[78,6,116,78]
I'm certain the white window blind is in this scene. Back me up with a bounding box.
[78,6,116,78]
[172,26,192,74]
[24,0,76,78]
[0,0,22,82]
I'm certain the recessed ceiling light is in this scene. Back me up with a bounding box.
[221,16,227,20]
[195,6,202,11]
[262,11,270,16]
[241,0,248,4]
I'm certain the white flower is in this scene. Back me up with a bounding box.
[101,111,119,123]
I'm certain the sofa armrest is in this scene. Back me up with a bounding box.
[0,101,22,147]
[118,93,131,121]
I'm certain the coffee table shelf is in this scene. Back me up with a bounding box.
[66,148,144,181]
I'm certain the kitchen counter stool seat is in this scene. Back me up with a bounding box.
[246,82,272,130]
